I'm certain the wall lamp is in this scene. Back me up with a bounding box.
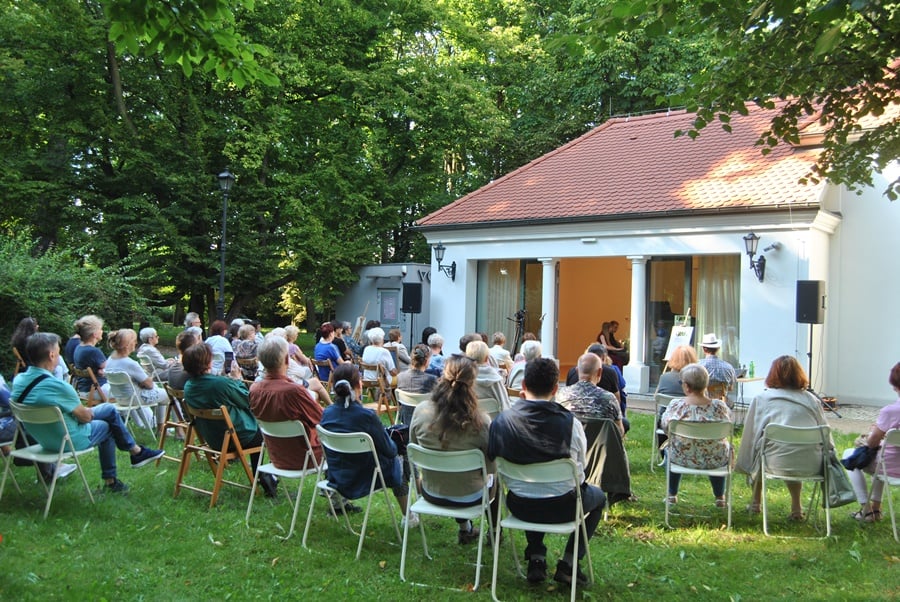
[743,232,766,282]
[433,242,456,282]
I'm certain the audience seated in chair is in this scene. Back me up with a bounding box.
[72,314,110,398]
[181,342,277,497]
[107,328,167,427]
[313,322,345,384]
[847,361,900,523]
[231,323,260,381]
[465,340,511,413]
[395,344,437,425]
[319,363,413,525]
[488,357,605,586]
[507,340,542,390]
[698,333,736,403]
[424,333,445,377]
[410,355,498,544]
[11,333,163,493]
[361,327,398,387]
[660,363,732,506]
[736,355,832,520]
[249,336,324,469]
[137,327,176,379]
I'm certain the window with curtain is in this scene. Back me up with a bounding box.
[695,255,741,367]
[476,260,522,348]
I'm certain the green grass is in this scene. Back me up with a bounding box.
[1,413,897,601]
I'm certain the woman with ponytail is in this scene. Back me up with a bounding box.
[319,363,414,526]
[409,355,497,544]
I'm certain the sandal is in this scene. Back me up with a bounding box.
[746,503,761,514]
[788,511,805,521]
[663,495,678,504]
[715,497,727,508]
[865,510,883,523]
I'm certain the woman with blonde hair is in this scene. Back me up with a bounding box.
[656,345,699,396]
[107,328,167,426]
[73,314,109,396]
[410,355,496,543]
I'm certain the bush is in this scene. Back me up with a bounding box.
[0,233,146,376]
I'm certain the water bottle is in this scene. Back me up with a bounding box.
[749,361,755,378]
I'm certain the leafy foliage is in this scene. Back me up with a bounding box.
[0,233,145,374]
[576,0,900,198]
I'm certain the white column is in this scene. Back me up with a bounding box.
[537,258,558,358]
[624,255,650,393]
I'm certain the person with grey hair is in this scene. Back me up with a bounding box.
[11,332,164,493]
[425,332,445,377]
[557,353,624,435]
[361,327,397,383]
[465,340,511,411]
[565,343,621,407]
[660,363,732,506]
[489,331,513,373]
[506,340,542,390]
[184,312,201,330]
[249,336,324,469]
[137,327,175,377]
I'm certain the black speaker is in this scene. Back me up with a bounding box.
[402,282,422,314]
[796,280,825,324]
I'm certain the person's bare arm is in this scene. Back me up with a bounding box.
[866,426,886,448]
[72,404,93,424]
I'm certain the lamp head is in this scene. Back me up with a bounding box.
[218,170,235,192]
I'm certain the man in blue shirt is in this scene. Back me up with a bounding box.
[11,333,164,493]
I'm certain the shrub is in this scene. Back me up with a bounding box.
[0,233,146,376]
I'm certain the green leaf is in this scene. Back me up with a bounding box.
[813,25,842,56]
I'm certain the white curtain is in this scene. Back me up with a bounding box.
[696,255,741,367]
[476,260,522,347]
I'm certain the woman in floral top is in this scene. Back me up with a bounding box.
[661,363,732,505]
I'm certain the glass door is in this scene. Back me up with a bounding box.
[646,258,693,384]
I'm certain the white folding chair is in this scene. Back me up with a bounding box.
[246,419,323,540]
[650,393,675,472]
[0,402,95,518]
[0,435,21,495]
[137,355,166,385]
[394,389,430,425]
[477,397,502,420]
[400,444,494,590]
[302,425,402,559]
[760,424,831,537]
[663,420,734,529]
[491,458,594,602]
[871,428,900,542]
[106,371,157,440]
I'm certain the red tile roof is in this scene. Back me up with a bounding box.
[417,104,826,229]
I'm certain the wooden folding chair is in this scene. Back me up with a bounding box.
[235,356,260,382]
[70,366,108,406]
[173,404,262,508]
[11,347,27,376]
[157,385,189,465]
[0,402,96,518]
[310,358,335,392]
[359,360,396,422]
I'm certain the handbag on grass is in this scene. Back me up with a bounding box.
[824,450,856,508]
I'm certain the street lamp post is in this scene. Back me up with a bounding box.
[216,170,235,320]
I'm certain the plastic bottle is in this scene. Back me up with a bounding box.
[749,361,755,378]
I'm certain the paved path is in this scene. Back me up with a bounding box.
[627,394,876,435]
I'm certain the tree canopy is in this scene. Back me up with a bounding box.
[574,0,900,198]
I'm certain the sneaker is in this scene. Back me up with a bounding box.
[554,560,588,586]
[56,464,78,479]
[130,446,165,468]
[401,511,419,529]
[458,526,481,545]
[526,556,547,584]
[105,478,130,493]
[663,495,678,504]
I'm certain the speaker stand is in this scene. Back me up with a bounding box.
[806,324,841,418]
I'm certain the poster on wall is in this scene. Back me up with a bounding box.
[664,325,694,361]
[379,289,400,326]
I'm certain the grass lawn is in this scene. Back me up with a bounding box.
[1,413,897,601]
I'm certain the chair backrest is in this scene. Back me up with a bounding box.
[477,397,502,419]
[137,355,164,382]
[258,418,310,440]
[9,401,73,452]
[667,419,733,441]
[358,360,386,384]
[395,389,430,410]
[654,392,676,408]
[706,382,728,400]
[495,456,578,486]
[506,387,522,402]
[316,424,376,455]
[763,423,830,446]
[106,371,140,406]
[71,366,108,403]
[884,428,900,447]
[407,443,487,474]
